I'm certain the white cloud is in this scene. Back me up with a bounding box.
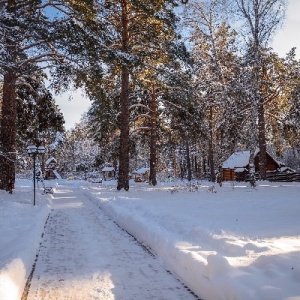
[54,89,91,130]
[272,0,300,58]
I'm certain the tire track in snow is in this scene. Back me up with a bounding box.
[25,183,199,300]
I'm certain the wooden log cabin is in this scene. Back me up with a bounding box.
[222,150,281,181]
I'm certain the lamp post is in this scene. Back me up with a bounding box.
[26,145,45,206]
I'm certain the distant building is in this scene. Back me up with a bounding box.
[102,166,115,181]
[132,167,150,182]
[222,150,281,181]
[44,157,62,180]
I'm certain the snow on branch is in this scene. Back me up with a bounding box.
[132,114,151,123]
[129,104,150,111]
[19,52,65,68]
[130,127,151,135]
[0,152,16,162]
[48,131,65,151]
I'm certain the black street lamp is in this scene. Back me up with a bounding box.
[26,145,45,206]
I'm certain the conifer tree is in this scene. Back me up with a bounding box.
[16,70,65,149]
[235,0,286,179]
[261,49,300,156]
[87,83,119,167]
[0,0,104,192]
[58,115,99,177]
[186,0,241,181]
[88,0,180,190]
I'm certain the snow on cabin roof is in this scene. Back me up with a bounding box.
[102,166,115,172]
[133,167,150,174]
[223,150,281,170]
[45,157,57,165]
[278,166,295,173]
[222,151,250,169]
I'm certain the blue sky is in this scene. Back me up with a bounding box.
[56,0,300,130]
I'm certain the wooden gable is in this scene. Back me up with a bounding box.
[253,152,280,172]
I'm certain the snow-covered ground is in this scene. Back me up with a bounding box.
[0,178,300,300]
[25,182,196,300]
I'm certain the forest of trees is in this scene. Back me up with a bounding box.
[0,0,300,192]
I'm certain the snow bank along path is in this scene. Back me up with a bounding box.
[84,182,300,300]
[25,183,198,300]
[0,186,50,300]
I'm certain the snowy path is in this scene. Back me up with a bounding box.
[25,183,197,300]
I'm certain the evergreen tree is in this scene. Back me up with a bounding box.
[85,0,180,190]
[58,114,99,177]
[263,49,300,156]
[87,84,119,167]
[16,70,65,149]
[0,0,105,192]
[186,0,241,181]
[128,38,188,185]
[235,0,286,180]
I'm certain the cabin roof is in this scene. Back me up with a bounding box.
[222,150,281,169]
[45,157,57,166]
[222,151,250,169]
[132,167,150,174]
[102,166,115,172]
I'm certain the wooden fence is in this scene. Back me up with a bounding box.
[263,172,300,182]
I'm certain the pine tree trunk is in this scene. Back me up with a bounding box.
[258,64,268,180]
[208,106,216,182]
[202,156,206,177]
[258,103,267,179]
[149,87,157,186]
[0,71,17,192]
[117,64,130,191]
[173,152,177,179]
[185,137,192,181]
[117,0,130,191]
[194,156,199,179]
